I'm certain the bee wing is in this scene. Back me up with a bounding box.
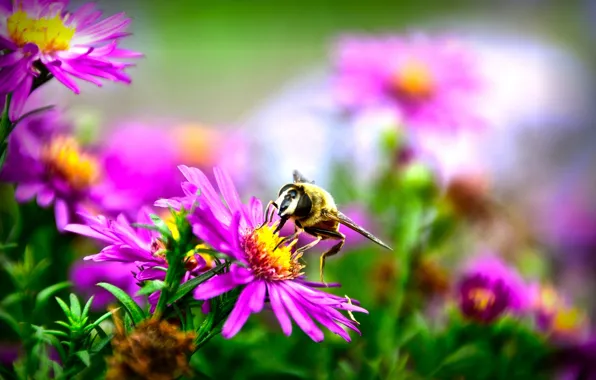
[293,170,315,184]
[335,211,393,251]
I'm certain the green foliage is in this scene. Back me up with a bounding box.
[47,294,116,379]
[96,283,146,325]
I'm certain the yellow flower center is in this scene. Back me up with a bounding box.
[243,224,304,281]
[552,307,586,335]
[7,10,75,52]
[41,136,100,190]
[390,58,434,100]
[469,288,496,311]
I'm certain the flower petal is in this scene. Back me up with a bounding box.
[222,281,262,338]
[268,283,293,336]
[194,271,243,300]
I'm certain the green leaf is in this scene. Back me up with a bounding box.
[74,351,90,367]
[136,280,165,296]
[167,263,226,304]
[81,295,94,319]
[91,334,113,354]
[0,309,20,335]
[54,297,71,319]
[97,283,145,324]
[441,344,479,367]
[12,105,55,128]
[55,321,70,329]
[86,309,117,332]
[69,293,81,319]
[51,362,63,379]
[1,292,25,307]
[0,242,17,250]
[35,281,71,312]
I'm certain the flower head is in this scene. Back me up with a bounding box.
[457,255,528,323]
[333,34,485,133]
[157,166,367,342]
[0,109,128,229]
[0,0,141,119]
[530,284,589,341]
[65,208,207,308]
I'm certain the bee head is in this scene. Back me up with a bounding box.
[274,184,312,219]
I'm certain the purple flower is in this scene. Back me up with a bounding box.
[333,34,485,133]
[529,283,589,341]
[157,166,368,342]
[70,260,141,311]
[457,255,528,322]
[100,123,183,214]
[0,0,141,119]
[0,109,128,229]
[458,274,511,323]
[65,208,207,309]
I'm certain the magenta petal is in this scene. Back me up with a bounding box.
[14,183,43,202]
[268,283,293,336]
[9,74,33,121]
[45,63,80,94]
[54,199,70,231]
[249,196,263,227]
[64,223,114,243]
[248,280,266,313]
[279,283,324,342]
[214,167,244,218]
[221,282,258,338]
[37,188,55,207]
[193,272,241,300]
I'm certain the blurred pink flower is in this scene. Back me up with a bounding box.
[528,283,589,342]
[70,261,141,311]
[333,34,485,133]
[457,254,529,322]
[100,123,183,213]
[0,0,141,119]
[0,109,129,230]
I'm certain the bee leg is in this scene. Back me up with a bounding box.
[274,227,302,251]
[344,295,360,325]
[294,236,322,255]
[258,201,276,230]
[319,238,345,286]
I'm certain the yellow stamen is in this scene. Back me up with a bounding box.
[469,288,495,311]
[41,136,100,190]
[244,224,303,281]
[390,58,434,99]
[7,10,76,53]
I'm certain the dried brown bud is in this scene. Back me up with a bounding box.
[413,257,451,297]
[106,313,196,380]
[445,173,492,222]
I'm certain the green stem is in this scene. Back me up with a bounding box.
[0,93,13,172]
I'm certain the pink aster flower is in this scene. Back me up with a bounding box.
[333,34,485,133]
[100,122,183,214]
[65,208,207,309]
[157,166,368,342]
[457,254,529,323]
[0,108,128,229]
[0,0,141,119]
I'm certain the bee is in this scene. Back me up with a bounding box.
[262,170,393,284]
